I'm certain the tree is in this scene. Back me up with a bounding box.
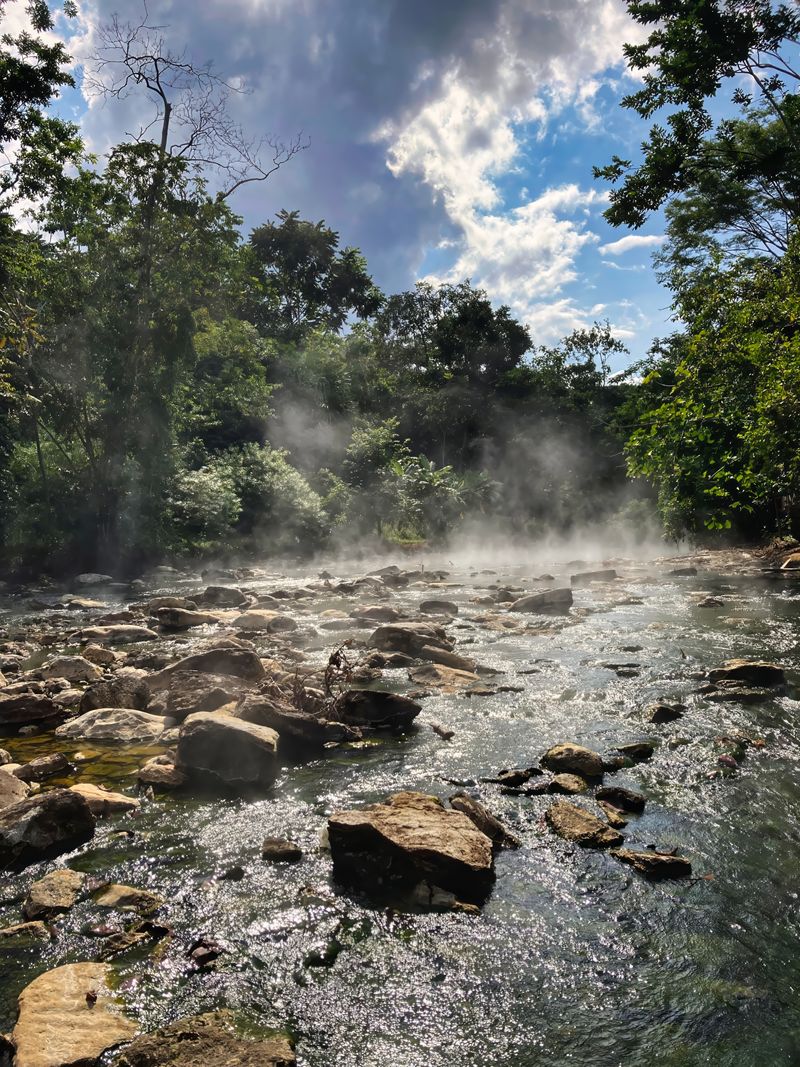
[247,211,383,339]
[595,0,800,228]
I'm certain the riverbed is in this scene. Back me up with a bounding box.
[1,550,799,1066]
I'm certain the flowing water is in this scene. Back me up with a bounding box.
[1,553,799,1066]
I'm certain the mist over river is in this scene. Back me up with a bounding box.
[1,549,799,1067]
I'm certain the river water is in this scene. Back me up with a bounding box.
[1,552,799,1066]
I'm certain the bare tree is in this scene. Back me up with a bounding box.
[84,1,306,200]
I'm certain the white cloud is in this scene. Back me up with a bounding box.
[599,233,665,255]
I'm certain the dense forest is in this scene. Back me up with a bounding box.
[1,0,800,577]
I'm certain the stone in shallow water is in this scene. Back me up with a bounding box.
[328,790,495,905]
[541,743,604,780]
[647,702,685,724]
[12,961,136,1067]
[548,773,589,795]
[69,783,140,816]
[617,742,655,763]
[545,801,623,849]
[335,689,421,730]
[111,1011,295,1067]
[94,883,164,913]
[56,707,166,743]
[612,848,692,880]
[509,588,573,612]
[0,789,95,872]
[595,785,646,813]
[262,837,303,862]
[177,711,279,790]
[708,659,785,687]
[24,868,85,920]
[407,662,480,692]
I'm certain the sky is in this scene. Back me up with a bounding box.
[29,0,676,365]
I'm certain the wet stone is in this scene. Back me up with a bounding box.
[262,837,303,862]
[612,848,692,880]
[545,801,624,849]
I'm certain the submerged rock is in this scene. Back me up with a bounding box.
[419,599,459,615]
[617,742,655,764]
[112,1011,295,1067]
[328,791,495,905]
[24,868,85,920]
[545,801,623,849]
[232,610,297,633]
[612,848,692,879]
[548,773,589,795]
[155,606,220,629]
[12,961,136,1067]
[56,707,166,743]
[177,711,279,789]
[541,743,604,780]
[0,789,95,871]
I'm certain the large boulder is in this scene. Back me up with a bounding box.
[509,588,573,612]
[334,690,421,730]
[112,1012,295,1067]
[149,648,265,689]
[177,711,279,789]
[235,696,358,750]
[541,743,604,780]
[328,791,495,905]
[0,790,95,871]
[545,801,623,849]
[156,670,248,721]
[12,962,136,1067]
[80,671,151,713]
[0,691,64,727]
[55,707,167,743]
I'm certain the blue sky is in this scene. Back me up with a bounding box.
[35,0,679,367]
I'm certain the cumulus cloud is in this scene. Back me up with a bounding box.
[599,233,665,255]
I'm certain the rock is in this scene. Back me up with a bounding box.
[75,572,115,586]
[0,747,11,765]
[155,607,220,629]
[448,793,520,850]
[0,692,64,726]
[419,599,459,615]
[177,711,279,789]
[76,624,158,644]
[111,1011,295,1067]
[417,645,478,672]
[595,785,646,813]
[14,752,71,782]
[24,868,85,920]
[0,921,52,940]
[617,742,655,763]
[780,552,800,570]
[509,588,573,612]
[64,596,107,610]
[156,670,247,721]
[545,801,624,848]
[548,773,589,795]
[350,605,404,623]
[697,596,723,607]
[541,743,604,780]
[0,769,30,808]
[56,707,166,743]
[194,585,249,608]
[12,962,136,1067]
[149,648,265,688]
[328,791,495,905]
[612,848,692,879]
[335,690,421,730]
[0,789,95,871]
[40,656,103,683]
[69,784,140,816]
[80,672,150,713]
[708,659,785,687]
[647,702,685,724]
[570,569,617,586]
[598,802,628,828]
[408,662,481,692]
[261,837,303,862]
[138,755,187,790]
[232,610,297,633]
[94,883,164,912]
[669,566,697,576]
[370,621,453,656]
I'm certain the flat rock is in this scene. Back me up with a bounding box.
[40,656,103,683]
[112,1011,295,1067]
[509,588,573,612]
[545,801,623,848]
[94,883,164,912]
[69,783,140,816]
[612,848,692,879]
[12,961,136,1067]
[0,692,64,726]
[708,659,785,687]
[0,921,52,940]
[541,743,604,780]
[417,645,478,672]
[350,605,404,623]
[24,868,85,920]
[177,711,279,789]
[408,662,481,692]
[570,569,617,586]
[56,707,166,743]
[0,789,95,871]
[419,599,459,615]
[76,624,158,644]
[149,648,265,688]
[449,793,520,850]
[75,572,114,586]
[194,585,249,608]
[328,790,495,905]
